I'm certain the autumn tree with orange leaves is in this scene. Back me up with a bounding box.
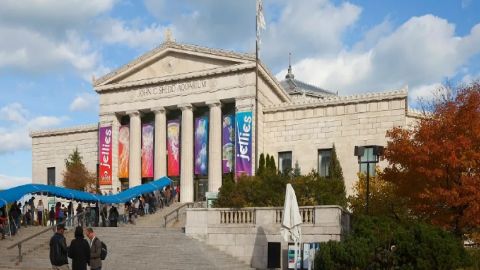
[381,82,480,236]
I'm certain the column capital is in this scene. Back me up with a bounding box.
[206,100,221,108]
[152,107,166,114]
[126,110,140,117]
[178,103,193,111]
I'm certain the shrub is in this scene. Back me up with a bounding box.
[315,216,472,270]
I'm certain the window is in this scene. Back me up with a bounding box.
[358,146,377,176]
[278,151,292,173]
[318,149,332,177]
[47,167,56,186]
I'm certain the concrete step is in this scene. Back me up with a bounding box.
[3,206,254,270]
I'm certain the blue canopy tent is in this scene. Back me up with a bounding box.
[0,176,172,208]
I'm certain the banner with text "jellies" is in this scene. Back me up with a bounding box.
[141,123,154,178]
[222,114,235,174]
[167,119,180,177]
[235,111,253,177]
[194,116,209,176]
[118,125,130,178]
[98,126,112,185]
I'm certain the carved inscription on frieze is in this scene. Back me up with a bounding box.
[137,79,208,99]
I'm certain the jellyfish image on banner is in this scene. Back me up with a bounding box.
[194,116,209,176]
[141,123,154,178]
[167,120,180,176]
[118,125,130,178]
[222,114,235,173]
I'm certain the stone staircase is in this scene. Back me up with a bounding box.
[0,205,254,270]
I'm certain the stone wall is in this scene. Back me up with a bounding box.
[262,89,408,195]
[185,206,350,269]
[31,125,98,186]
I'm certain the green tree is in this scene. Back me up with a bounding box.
[292,161,301,177]
[257,153,266,176]
[324,145,347,207]
[63,148,96,191]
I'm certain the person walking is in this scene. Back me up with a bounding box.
[49,224,69,270]
[86,228,102,270]
[49,207,55,226]
[37,200,44,226]
[68,226,90,270]
[108,205,119,227]
[76,204,84,227]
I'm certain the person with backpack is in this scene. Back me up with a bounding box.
[68,226,90,270]
[49,224,69,270]
[86,227,103,270]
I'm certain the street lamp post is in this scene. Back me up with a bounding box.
[354,145,384,215]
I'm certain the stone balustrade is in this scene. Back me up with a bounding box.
[186,205,350,269]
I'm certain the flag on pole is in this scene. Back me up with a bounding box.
[256,0,266,45]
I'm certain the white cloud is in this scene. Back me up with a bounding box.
[0,25,107,80]
[96,19,164,49]
[145,0,362,70]
[277,15,480,98]
[70,93,99,112]
[0,0,115,34]
[0,174,31,190]
[0,0,114,80]
[0,103,67,154]
[0,103,29,124]
[409,83,444,103]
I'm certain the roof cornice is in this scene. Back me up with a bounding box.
[30,124,98,138]
[94,41,255,87]
[263,88,408,112]
[94,62,256,92]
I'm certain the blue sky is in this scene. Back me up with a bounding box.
[0,0,479,188]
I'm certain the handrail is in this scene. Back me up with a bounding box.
[6,211,86,262]
[163,202,194,227]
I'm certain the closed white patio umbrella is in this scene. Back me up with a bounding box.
[281,184,303,270]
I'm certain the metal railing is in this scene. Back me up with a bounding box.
[163,203,194,227]
[6,211,86,262]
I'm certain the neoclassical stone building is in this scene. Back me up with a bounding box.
[31,40,420,202]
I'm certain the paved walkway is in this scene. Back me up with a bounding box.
[0,204,253,270]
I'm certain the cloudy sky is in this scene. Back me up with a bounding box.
[0,0,479,188]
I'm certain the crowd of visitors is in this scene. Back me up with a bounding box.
[0,185,178,240]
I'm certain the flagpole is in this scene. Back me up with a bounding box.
[255,0,259,175]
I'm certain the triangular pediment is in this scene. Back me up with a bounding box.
[95,42,255,87]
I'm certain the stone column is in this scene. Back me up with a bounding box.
[153,107,167,179]
[207,100,222,192]
[128,110,142,187]
[179,104,194,202]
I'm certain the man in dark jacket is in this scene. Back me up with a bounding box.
[68,226,90,270]
[49,224,69,269]
[86,227,102,270]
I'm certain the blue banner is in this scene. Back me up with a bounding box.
[235,111,253,177]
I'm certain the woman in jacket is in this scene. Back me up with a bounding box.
[68,226,90,270]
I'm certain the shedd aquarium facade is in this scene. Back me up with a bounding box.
[31,41,420,202]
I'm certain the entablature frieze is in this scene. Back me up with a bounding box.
[263,88,408,114]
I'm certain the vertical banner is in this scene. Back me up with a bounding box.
[98,126,112,185]
[235,111,253,177]
[167,119,180,177]
[141,123,154,178]
[222,114,235,173]
[118,125,130,178]
[194,116,209,176]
